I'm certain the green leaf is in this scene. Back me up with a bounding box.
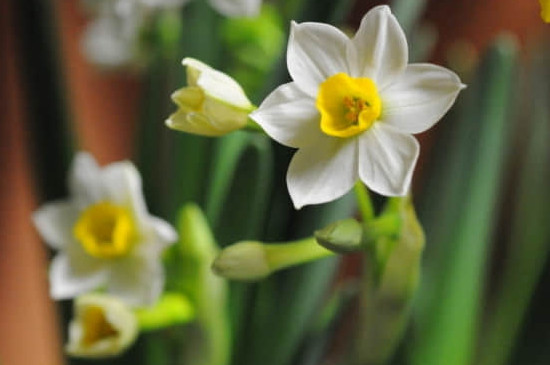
[411,35,518,365]
[477,43,550,365]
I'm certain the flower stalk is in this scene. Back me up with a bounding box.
[352,196,424,365]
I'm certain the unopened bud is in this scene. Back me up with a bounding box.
[166,58,254,137]
[212,241,270,281]
[314,218,363,253]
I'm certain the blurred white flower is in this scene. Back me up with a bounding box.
[166,58,254,136]
[80,0,190,68]
[251,5,464,209]
[66,293,138,358]
[139,0,189,9]
[208,0,262,17]
[33,152,177,306]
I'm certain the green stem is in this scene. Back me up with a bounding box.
[265,237,335,272]
[354,182,375,222]
[364,214,401,242]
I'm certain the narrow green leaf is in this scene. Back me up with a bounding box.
[240,193,356,365]
[411,36,518,365]
[477,45,550,365]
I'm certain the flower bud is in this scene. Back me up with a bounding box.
[166,58,254,136]
[314,218,363,253]
[212,241,270,281]
[65,294,138,358]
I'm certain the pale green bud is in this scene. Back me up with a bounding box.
[65,294,138,358]
[165,58,255,137]
[212,241,270,281]
[314,218,363,253]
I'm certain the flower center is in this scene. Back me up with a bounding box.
[316,73,381,138]
[80,305,119,347]
[73,202,135,259]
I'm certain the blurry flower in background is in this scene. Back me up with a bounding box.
[540,0,550,22]
[80,0,144,69]
[32,152,177,306]
[66,293,138,358]
[80,0,261,69]
[208,0,262,18]
[166,57,255,136]
[251,5,464,209]
[80,0,189,69]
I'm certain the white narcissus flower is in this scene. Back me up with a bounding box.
[66,293,138,358]
[166,58,255,136]
[33,152,177,306]
[251,5,465,209]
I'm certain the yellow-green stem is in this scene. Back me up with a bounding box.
[265,237,334,272]
[354,182,375,222]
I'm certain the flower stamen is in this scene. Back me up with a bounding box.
[73,202,136,259]
[316,73,381,138]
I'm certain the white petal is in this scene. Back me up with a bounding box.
[358,123,419,196]
[182,57,212,86]
[69,152,104,209]
[350,5,408,88]
[49,254,108,300]
[380,63,465,134]
[166,109,231,137]
[100,161,149,229]
[108,254,164,307]
[250,82,322,148]
[287,136,357,209]
[207,0,261,17]
[150,216,178,246]
[287,21,351,97]
[189,60,253,109]
[32,201,77,249]
[65,236,108,275]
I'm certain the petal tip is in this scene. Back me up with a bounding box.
[374,4,391,14]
